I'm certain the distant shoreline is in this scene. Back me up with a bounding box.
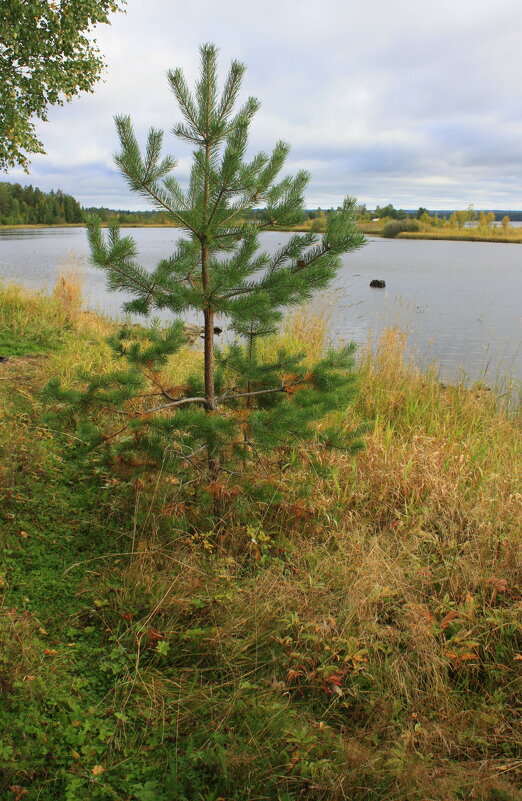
[2,222,522,244]
[0,222,181,229]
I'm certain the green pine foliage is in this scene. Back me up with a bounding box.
[46,44,366,496]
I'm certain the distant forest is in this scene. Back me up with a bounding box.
[0,182,83,225]
[2,181,522,225]
[82,206,173,224]
[356,203,522,222]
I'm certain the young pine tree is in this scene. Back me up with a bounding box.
[46,44,365,496]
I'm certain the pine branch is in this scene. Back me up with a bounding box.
[135,379,305,417]
[133,178,199,235]
[219,385,294,401]
[87,239,157,297]
[137,368,180,402]
[217,60,245,122]
[166,68,201,136]
[147,396,208,413]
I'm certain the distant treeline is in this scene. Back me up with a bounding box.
[356,203,522,222]
[89,207,329,226]
[83,207,173,225]
[0,182,83,225]
[417,208,522,221]
[2,181,522,227]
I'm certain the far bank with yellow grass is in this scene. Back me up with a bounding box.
[398,229,522,244]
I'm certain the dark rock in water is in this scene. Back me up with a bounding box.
[183,323,224,344]
[370,279,386,288]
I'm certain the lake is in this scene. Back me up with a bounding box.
[1,226,521,387]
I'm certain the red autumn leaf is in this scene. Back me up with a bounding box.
[280,502,312,519]
[160,502,188,518]
[415,605,435,623]
[146,628,165,647]
[164,384,190,396]
[440,610,459,629]
[323,672,344,686]
[9,787,29,801]
[206,481,241,499]
[488,577,508,592]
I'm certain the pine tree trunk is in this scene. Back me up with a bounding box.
[242,331,255,465]
[201,134,216,412]
[202,135,214,413]
[202,132,219,477]
[201,238,218,476]
[203,303,215,411]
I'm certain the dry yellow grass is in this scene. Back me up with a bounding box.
[1,285,521,800]
[102,310,521,797]
[400,227,522,243]
[52,253,84,322]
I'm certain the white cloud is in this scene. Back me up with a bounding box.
[5,0,522,209]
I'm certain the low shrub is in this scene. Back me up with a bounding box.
[382,219,420,238]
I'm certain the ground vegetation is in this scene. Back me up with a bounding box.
[0,279,520,800]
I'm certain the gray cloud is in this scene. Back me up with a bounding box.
[5,0,522,209]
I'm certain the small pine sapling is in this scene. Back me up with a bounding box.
[45,44,366,518]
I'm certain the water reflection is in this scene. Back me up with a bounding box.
[0,227,521,386]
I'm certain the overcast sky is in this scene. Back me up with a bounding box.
[6,0,522,210]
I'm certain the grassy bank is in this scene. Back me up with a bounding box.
[3,219,522,244]
[398,229,522,244]
[3,221,521,242]
[1,280,521,801]
[0,220,375,234]
[275,222,522,242]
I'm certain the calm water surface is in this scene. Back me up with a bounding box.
[0,227,521,385]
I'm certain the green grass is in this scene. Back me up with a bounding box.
[1,286,521,801]
[0,283,70,355]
